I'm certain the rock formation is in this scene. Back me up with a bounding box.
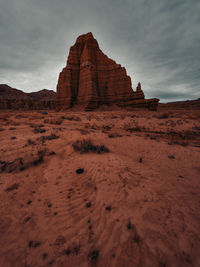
[0,84,56,109]
[159,99,200,110]
[57,32,159,110]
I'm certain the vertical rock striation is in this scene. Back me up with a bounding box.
[57,32,159,110]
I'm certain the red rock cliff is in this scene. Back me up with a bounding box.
[0,84,56,109]
[57,32,159,110]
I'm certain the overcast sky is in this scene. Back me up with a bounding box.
[0,0,199,102]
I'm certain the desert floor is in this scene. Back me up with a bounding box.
[0,108,200,267]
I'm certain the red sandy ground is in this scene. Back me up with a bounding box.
[0,108,200,267]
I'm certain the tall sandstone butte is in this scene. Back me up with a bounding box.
[57,32,159,111]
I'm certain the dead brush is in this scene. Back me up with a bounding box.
[124,123,143,132]
[39,133,59,144]
[73,139,109,154]
[44,118,63,125]
[157,113,169,119]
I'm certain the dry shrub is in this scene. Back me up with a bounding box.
[80,129,89,135]
[15,114,27,119]
[193,125,200,131]
[33,127,46,133]
[44,118,63,125]
[168,141,188,146]
[0,158,24,173]
[108,133,122,138]
[27,138,35,145]
[5,183,20,192]
[61,116,81,121]
[39,133,59,143]
[102,125,112,131]
[157,113,169,119]
[124,123,143,132]
[0,149,50,173]
[73,139,109,154]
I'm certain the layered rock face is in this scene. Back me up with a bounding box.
[0,84,56,109]
[57,32,159,110]
[159,99,200,110]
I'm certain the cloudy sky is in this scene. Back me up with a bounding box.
[0,0,199,102]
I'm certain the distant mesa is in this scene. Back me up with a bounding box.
[56,32,159,111]
[159,99,200,110]
[0,84,56,109]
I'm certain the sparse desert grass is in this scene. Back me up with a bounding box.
[61,116,81,121]
[84,123,104,130]
[15,114,27,119]
[102,125,112,131]
[44,118,63,125]
[168,141,188,146]
[29,116,44,120]
[79,129,89,135]
[27,138,35,145]
[110,115,118,119]
[5,183,20,192]
[0,148,55,173]
[33,127,46,133]
[124,123,144,132]
[73,139,109,154]
[157,113,169,119]
[108,133,122,138]
[39,133,59,143]
[27,133,59,145]
[193,125,200,131]
[0,158,24,173]
[0,109,200,266]
[88,250,99,262]
[32,150,45,166]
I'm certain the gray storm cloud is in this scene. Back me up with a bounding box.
[0,0,199,102]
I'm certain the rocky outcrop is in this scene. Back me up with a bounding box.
[159,99,200,110]
[57,32,159,111]
[0,84,56,109]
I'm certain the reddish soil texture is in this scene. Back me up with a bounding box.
[0,107,200,266]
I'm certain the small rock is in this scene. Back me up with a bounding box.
[29,241,41,248]
[76,168,84,174]
[86,202,91,208]
[88,250,99,261]
[65,249,71,255]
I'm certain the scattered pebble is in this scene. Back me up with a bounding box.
[29,241,41,248]
[42,253,48,260]
[105,205,112,211]
[86,202,92,208]
[76,168,84,174]
[88,250,99,261]
[127,222,132,230]
[65,249,71,255]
